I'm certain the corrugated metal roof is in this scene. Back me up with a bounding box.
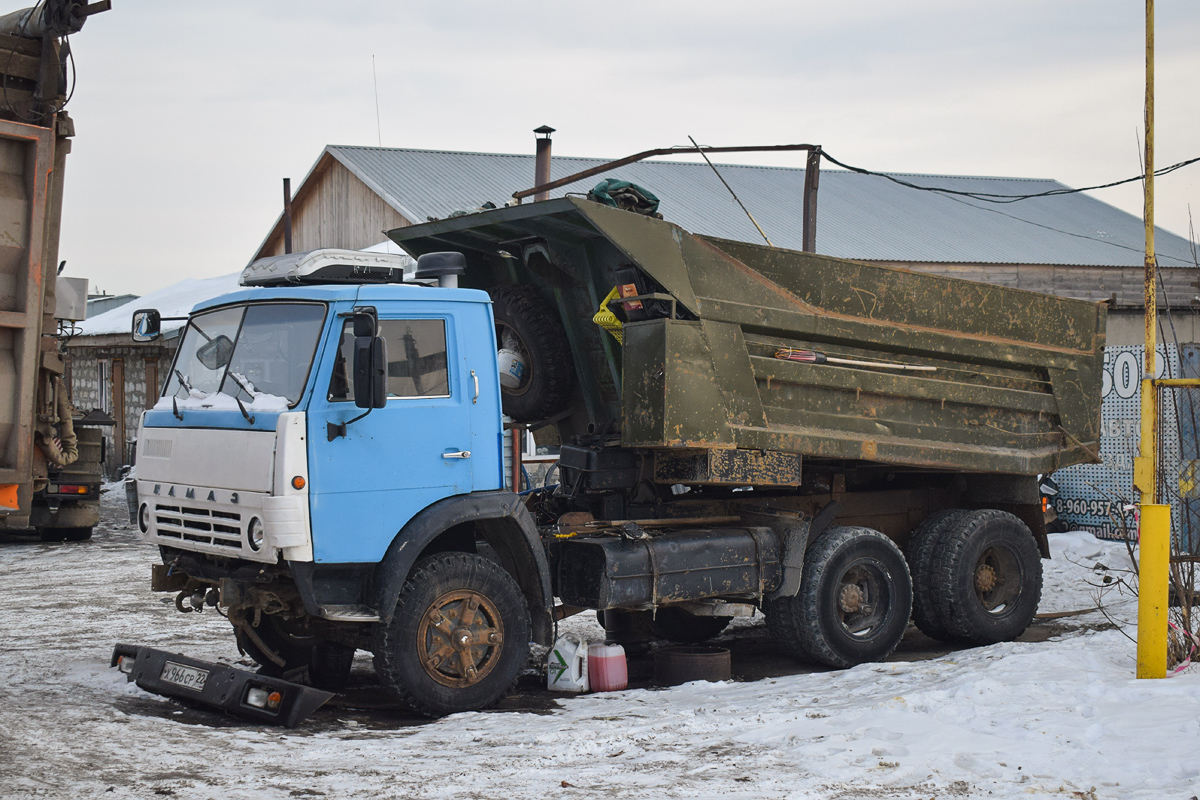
[327,145,1197,268]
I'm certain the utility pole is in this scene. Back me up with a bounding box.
[1135,0,1170,680]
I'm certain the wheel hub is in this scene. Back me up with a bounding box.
[839,583,865,614]
[975,563,998,593]
[417,590,505,688]
[496,324,532,395]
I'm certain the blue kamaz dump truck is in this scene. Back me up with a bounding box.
[125,199,1105,718]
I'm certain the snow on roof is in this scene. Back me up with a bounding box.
[361,239,412,257]
[74,272,243,338]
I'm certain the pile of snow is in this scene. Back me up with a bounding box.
[75,272,243,338]
[361,239,412,257]
[153,389,290,413]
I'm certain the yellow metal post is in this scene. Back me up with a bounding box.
[1135,0,1169,679]
[1137,504,1170,678]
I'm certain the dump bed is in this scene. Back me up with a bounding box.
[0,110,68,523]
[389,197,1104,476]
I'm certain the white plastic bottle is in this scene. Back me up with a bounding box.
[547,633,589,692]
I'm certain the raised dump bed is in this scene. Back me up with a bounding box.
[388,197,1104,478]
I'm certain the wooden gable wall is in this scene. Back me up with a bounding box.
[256,156,410,259]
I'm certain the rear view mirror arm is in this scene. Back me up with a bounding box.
[327,408,373,442]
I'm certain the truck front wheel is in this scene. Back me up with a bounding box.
[768,526,912,669]
[374,552,531,717]
[925,510,1042,645]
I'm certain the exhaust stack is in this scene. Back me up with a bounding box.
[533,125,555,202]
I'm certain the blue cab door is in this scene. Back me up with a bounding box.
[306,310,476,563]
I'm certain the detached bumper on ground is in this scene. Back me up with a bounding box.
[111,644,334,727]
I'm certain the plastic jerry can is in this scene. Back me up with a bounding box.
[547,633,589,692]
[588,642,628,692]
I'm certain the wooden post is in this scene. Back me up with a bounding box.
[283,178,294,255]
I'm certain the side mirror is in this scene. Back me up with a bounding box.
[353,333,387,408]
[132,309,162,342]
[196,334,234,371]
[352,306,378,337]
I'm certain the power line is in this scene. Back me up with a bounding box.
[820,150,1200,205]
[934,190,1196,267]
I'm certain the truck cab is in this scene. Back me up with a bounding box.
[132,250,553,717]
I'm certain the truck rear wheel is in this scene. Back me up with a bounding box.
[905,509,967,642]
[769,526,912,669]
[488,285,576,422]
[926,510,1042,645]
[374,552,531,718]
[235,617,355,691]
[650,606,732,644]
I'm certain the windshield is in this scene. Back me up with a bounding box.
[161,302,327,410]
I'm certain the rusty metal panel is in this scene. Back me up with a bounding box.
[654,449,801,487]
[622,319,731,448]
[0,118,53,497]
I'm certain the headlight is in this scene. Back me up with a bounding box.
[247,517,264,551]
[138,503,150,533]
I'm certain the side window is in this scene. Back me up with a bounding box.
[328,319,450,401]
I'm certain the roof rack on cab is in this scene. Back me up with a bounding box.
[240,249,415,287]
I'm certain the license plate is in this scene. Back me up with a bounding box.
[160,661,209,692]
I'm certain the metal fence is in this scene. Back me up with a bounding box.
[1157,359,1200,554]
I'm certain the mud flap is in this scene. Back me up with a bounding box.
[111,644,334,728]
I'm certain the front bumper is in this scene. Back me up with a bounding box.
[111,644,334,727]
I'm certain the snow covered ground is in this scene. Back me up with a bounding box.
[0,487,1196,800]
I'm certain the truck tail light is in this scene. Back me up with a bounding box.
[48,484,88,495]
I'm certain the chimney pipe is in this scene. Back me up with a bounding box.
[283,178,294,255]
[533,125,555,202]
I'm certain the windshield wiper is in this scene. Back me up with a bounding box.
[225,371,256,399]
[174,368,194,394]
[234,396,256,425]
[171,369,192,421]
[223,372,259,425]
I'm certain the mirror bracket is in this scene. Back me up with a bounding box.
[327,409,372,441]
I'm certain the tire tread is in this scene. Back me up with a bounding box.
[906,509,967,642]
[769,526,911,669]
[926,509,1042,646]
[487,285,576,421]
[373,552,530,718]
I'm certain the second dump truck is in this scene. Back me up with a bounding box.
[125,197,1104,717]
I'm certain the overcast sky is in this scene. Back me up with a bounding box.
[56,1,1200,297]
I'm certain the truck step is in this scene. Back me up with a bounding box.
[318,604,380,623]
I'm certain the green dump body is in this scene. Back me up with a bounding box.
[389,197,1105,477]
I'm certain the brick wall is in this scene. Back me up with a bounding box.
[66,338,176,478]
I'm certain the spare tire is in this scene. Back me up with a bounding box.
[488,285,576,422]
